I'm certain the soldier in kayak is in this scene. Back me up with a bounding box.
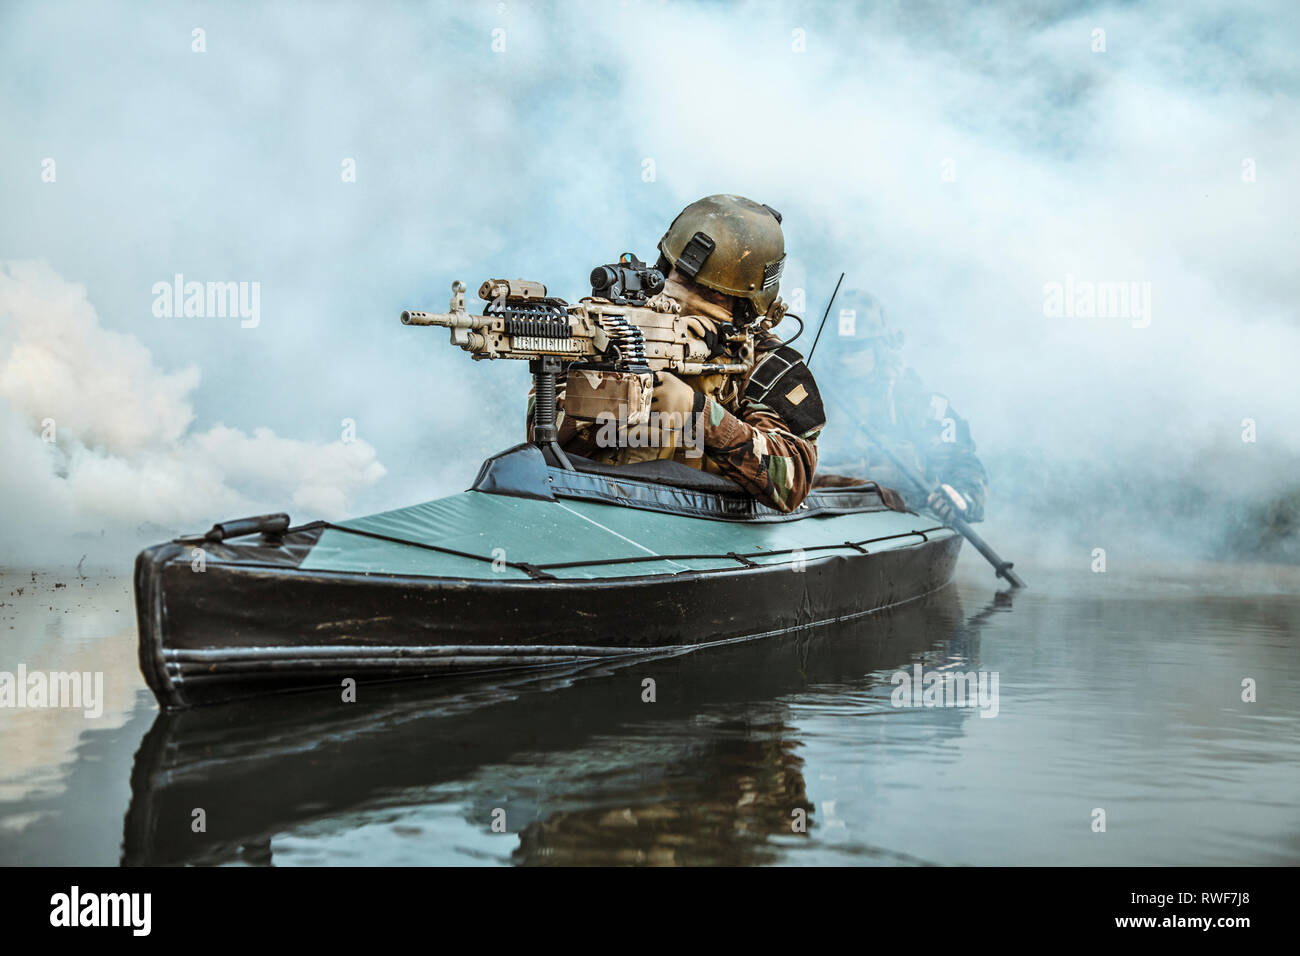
[527,194,826,514]
[816,290,989,522]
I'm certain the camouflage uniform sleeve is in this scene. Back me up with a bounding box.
[700,395,820,514]
[926,407,989,521]
[905,377,988,522]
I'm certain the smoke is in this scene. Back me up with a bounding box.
[0,260,384,567]
[1,0,1297,569]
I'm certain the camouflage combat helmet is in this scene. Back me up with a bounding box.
[828,291,897,350]
[824,290,904,379]
[657,194,786,318]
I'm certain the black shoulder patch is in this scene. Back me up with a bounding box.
[743,346,826,437]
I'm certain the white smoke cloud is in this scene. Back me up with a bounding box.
[0,260,385,566]
[1,0,1297,569]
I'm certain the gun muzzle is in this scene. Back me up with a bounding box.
[400,310,481,329]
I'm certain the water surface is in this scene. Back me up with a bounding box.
[1,562,1297,865]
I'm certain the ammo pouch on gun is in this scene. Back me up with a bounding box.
[563,369,655,424]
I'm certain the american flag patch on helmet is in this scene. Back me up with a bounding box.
[762,255,785,291]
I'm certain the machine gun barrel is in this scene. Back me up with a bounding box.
[399,309,484,329]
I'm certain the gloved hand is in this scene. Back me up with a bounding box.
[684,314,714,337]
[651,371,697,418]
[615,371,698,452]
[926,483,970,523]
[683,315,722,357]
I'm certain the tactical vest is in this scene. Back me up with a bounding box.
[575,341,824,471]
[576,366,741,470]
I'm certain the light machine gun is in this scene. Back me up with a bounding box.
[401,255,764,470]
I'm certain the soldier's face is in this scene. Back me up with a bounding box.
[664,268,735,323]
[833,347,876,381]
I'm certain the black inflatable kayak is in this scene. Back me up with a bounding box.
[123,587,982,865]
[135,444,962,708]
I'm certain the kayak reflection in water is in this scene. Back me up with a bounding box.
[506,589,1009,866]
[122,587,1005,866]
[816,290,990,525]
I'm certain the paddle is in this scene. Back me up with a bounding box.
[828,395,1026,589]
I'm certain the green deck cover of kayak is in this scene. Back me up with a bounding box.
[297,491,943,581]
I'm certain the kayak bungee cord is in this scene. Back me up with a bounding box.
[318,523,558,579]
[318,520,947,577]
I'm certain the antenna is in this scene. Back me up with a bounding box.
[805,272,845,368]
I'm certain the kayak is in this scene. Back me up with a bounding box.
[124,587,977,865]
[134,443,962,708]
